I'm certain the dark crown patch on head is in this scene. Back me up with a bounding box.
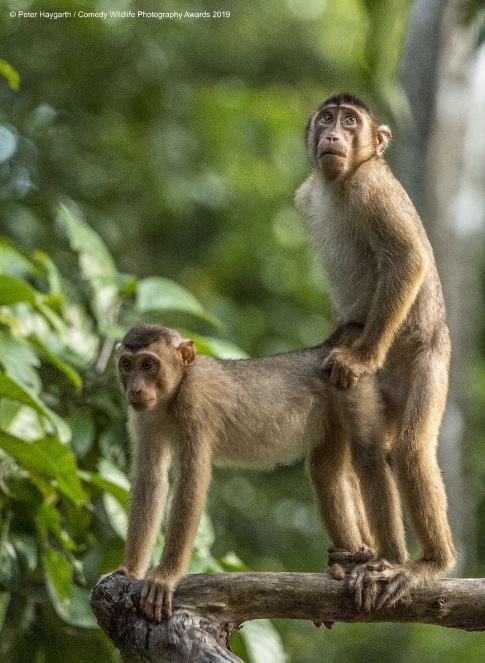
[122,324,165,351]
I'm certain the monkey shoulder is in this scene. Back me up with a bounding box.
[349,159,426,241]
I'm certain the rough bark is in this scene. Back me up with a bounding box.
[91,573,485,662]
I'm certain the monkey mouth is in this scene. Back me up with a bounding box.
[319,148,346,158]
[130,398,156,411]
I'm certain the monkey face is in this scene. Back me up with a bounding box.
[116,329,196,412]
[117,352,163,411]
[306,97,391,180]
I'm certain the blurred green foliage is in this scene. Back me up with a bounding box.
[0,0,484,662]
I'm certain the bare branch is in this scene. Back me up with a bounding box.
[91,572,485,662]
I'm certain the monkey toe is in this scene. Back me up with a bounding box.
[375,571,410,610]
[353,546,376,564]
[327,547,355,566]
[329,563,346,580]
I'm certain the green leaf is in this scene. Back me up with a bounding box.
[190,332,249,359]
[58,205,118,280]
[103,494,128,540]
[0,542,23,589]
[35,501,76,552]
[0,592,11,633]
[136,276,220,326]
[0,60,20,91]
[0,237,40,278]
[42,548,73,618]
[79,471,129,506]
[0,432,87,506]
[58,205,128,333]
[0,370,70,440]
[27,335,83,390]
[32,250,63,294]
[0,275,37,306]
[64,586,98,628]
[240,620,287,663]
[0,331,42,393]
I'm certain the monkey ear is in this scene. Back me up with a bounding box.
[176,340,196,366]
[376,125,392,156]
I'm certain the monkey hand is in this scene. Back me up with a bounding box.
[348,560,411,611]
[140,568,177,622]
[327,546,376,582]
[322,347,378,389]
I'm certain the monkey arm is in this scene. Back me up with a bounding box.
[352,237,428,365]
[323,173,428,389]
[140,433,213,622]
[120,441,171,579]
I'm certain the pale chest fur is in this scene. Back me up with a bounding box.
[296,174,378,324]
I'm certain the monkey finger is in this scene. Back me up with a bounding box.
[349,568,365,610]
[362,578,379,612]
[375,572,409,610]
[154,587,171,623]
[142,580,162,621]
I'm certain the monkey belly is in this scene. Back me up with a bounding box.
[213,426,315,471]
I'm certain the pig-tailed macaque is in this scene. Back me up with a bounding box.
[112,322,403,622]
[296,93,455,610]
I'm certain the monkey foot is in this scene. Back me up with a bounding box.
[327,545,376,568]
[348,561,411,611]
[327,546,376,581]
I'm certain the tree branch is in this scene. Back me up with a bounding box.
[91,573,485,662]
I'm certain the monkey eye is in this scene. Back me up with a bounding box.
[141,358,156,371]
[120,358,132,372]
[343,114,357,125]
[319,112,334,124]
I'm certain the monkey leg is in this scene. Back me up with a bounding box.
[307,428,373,565]
[394,351,455,564]
[355,351,456,610]
[344,381,407,566]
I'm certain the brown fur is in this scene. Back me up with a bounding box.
[295,94,455,610]
[112,322,397,621]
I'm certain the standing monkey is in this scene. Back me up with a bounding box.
[111,322,402,622]
[296,93,456,609]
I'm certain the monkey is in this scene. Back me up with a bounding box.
[111,321,405,622]
[295,92,456,610]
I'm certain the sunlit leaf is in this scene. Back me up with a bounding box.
[103,494,128,539]
[0,432,87,506]
[240,620,287,663]
[190,332,249,359]
[0,370,71,441]
[136,276,220,327]
[0,275,37,306]
[42,548,72,619]
[79,470,129,506]
[58,205,118,280]
[0,60,20,91]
